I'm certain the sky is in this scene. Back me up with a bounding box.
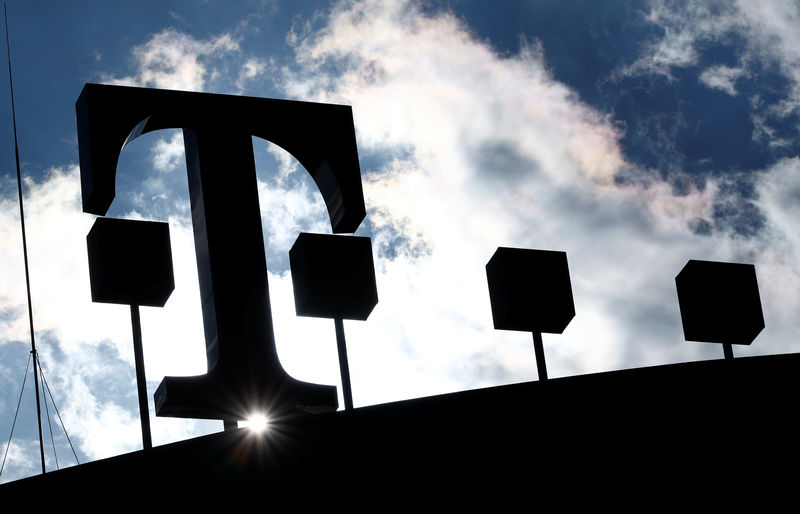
[1,0,800,482]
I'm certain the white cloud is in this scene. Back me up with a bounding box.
[0,167,121,349]
[103,28,239,92]
[620,1,741,79]
[625,0,800,116]
[0,166,222,474]
[257,172,331,260]
[0,439,39,484]
[151,132,185,173]
[276,0,800,397]
[699,65,747,95]
[236,57,271,90]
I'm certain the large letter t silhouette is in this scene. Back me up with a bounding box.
[77,84,366,421]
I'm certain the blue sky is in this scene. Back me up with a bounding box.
[2,0,800,482]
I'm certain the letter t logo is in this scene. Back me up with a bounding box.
[76,84,366,421]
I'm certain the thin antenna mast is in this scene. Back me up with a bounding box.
[4,2,47,475]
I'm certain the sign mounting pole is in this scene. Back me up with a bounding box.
[4,2,46,474]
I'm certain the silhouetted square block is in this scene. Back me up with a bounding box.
[675,259,764,346]
[87,217,174,307]
[290,233,378,320]
[486,247,575,334]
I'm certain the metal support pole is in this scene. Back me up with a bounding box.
[723,342,734,361]
[30,351,45,472]
[5,3,45,474]
[334,317,354,410]
[130,305,152,450]
[532,331,548,381]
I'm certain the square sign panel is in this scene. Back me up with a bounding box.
[290,233,378,320]
[87,217,174,307]
[486,247,575,334]
[675,259,764,346]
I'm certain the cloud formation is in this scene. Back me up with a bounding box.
[0,166,221,475]
[279,0,800,386]
[103,28,239,92]
[699,65,747,96]
[626,0,800,141]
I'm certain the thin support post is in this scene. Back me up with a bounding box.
[5,3,45,474]
[30,351,45,473]
[39,362,58,469]
[723,343,734,361]
[334,317,354,410]
[532,331,548,381]
[130,305,152,450]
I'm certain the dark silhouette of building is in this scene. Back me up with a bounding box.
[3,352,798,501]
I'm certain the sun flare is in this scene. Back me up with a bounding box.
[243,413,270,433]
